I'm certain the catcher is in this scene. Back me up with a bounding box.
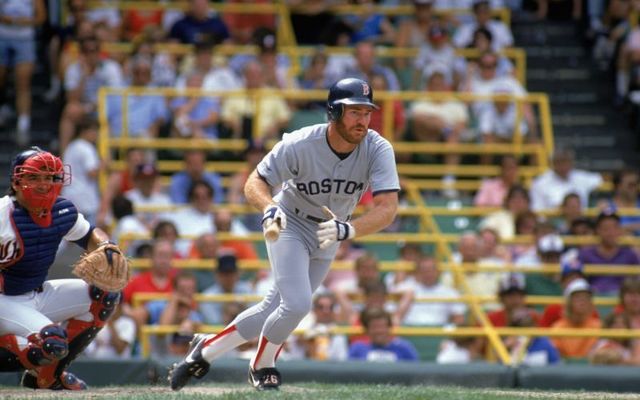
[0,147,129,390]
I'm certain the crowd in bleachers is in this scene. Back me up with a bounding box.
[1,0,640,367]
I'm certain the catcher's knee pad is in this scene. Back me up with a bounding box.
[88,285,121,328]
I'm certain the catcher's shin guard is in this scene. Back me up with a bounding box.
[28,286,121,388]
[0,324,69,372]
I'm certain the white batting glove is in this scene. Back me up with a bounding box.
[262,204,287,230]
[317,206,355,250]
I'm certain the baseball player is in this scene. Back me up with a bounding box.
[0,147,126,390]
[170,77,400,391]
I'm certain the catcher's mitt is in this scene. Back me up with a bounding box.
[72,243,130,292]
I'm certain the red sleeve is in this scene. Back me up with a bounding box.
[538,304,562,327]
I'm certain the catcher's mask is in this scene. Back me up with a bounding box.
[10,147,71,227]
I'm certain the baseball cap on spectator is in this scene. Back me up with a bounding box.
[134,163,158,178]
[498,273,526,295]
[217,254,239,274]
[560,258,585,280]
[424,62,452,85]
[428,25,447,42]
[564,278,592,298]
[537,234,564,254]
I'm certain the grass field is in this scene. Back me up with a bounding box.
[3,383,640,400]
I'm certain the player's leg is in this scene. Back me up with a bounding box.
[170,234,310,391]
[0,295,69,374]
[247,256,333,390]
[23,279,119,389]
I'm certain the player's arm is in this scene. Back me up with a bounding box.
[85,227,112,252]
[244,169,275,212]
[350,191,398,237]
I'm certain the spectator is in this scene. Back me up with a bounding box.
[530,148,603,211]
[169,149,224,204]
[169,0,229,45]
[452,0,513,51]
[348,307,419,362]
[453,27,514,82]
[409,63,469,198]
[368,72,406,141]
[84,303,137,359]
[479,184,530,240]
[413,24,458,90]
[123,239,176,311]
[61,117,100,224]
[601,169,640,235]
[333,253,383,322]
[200,254,253,325]
[298,293,349,361]
[84,0,121,41]
[220,60,291,140]
[503,308,560,366]
[59,35,124,153]
[340,0,396,45]
[383,242,423,292]
[589,312,635,365]
[177,39,241,92]
[227,141,267,213]
[477,84,533,165]
[121,4,164,42]
[538,259,593,328]
[394,0,435,70]
[106,56,169,138]
[397,257,467,327]
[148,271,204,356]
[213,208,258,260]
[152,220,183,260]
[568,217,594,237]
[223,0,275,46]
[0,0,45,144]
[515,233,564,269]
[187,232,219,291]
[488,273,539,327]
[170,179,217,257]
[325,240,368,293]
[556,193,584,235]
[436,336,485,364]
[124,163,173,229]
[578,211,640,295]
[110,195,149,256]
[96,147,147,228]
[474,155,520,207]
[253,30,297,90]
[340,41,401,91]
[170,71,221,139]
[551,279,601,359]
[128,27,177,88]
[478,227,511,264]
[298,50,332,104]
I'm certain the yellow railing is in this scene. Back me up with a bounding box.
[97,87,554,191]
[138,324,639,359]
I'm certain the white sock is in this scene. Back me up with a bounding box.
[250,335,283,370]
[201,325,247,362]
[616,70,630,97]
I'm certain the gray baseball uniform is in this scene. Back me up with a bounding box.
[230,123,400,344]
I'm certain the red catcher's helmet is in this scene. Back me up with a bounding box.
[10,147,71,227]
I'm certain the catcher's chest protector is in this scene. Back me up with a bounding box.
[0,197,79,295]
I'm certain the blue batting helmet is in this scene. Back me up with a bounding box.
[327,78,378,121]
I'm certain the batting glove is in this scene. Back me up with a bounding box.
[317,206,355,250]
[262,204,287,230]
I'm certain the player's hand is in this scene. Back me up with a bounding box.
[317,206,355,250]
[262,204,287,231]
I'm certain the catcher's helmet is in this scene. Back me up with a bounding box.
[327,78,378,121]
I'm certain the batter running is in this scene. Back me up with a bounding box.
[170,77,400,391]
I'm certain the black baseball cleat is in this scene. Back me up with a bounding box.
[21,371,88,390]
[169,334,211,391]
[248,367,282,391]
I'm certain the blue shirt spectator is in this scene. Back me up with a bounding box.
[107,94,168,138]
[348,338,419,362]
[199,255,253,324]
[146,300,203,325]
[169,10,229,44]
[169,150,224,204]
[170,96,221,139]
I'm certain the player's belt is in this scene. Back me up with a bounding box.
[294,208,327,223]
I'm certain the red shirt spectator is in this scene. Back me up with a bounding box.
[123,239,176,304]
